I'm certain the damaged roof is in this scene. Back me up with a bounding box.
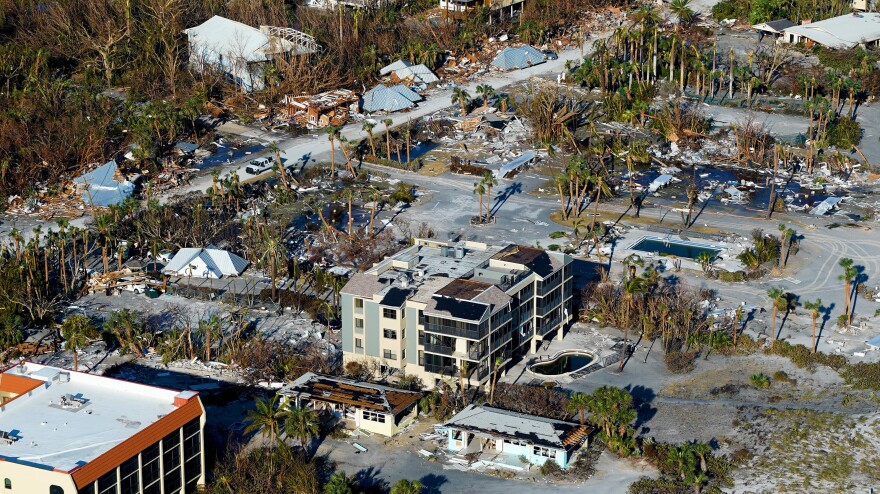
[73,160,134,207]
[184,15,296,62]
[491,46,545,70]
[492,245,558,277]
[784,12,880,48]
[361,84,422,113]
[443,404,593,450]
[279,372,421,415]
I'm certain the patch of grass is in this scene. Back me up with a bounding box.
[750,373,771,389]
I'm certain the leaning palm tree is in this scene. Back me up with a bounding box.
[803,299,822,353]
[489,356,503,405]
[267,141,288,189]
[390,479,424,494]
[620,275,646,370]
[245,395,285,445]
[767,287,784,349]
[283,403,320,452]
[568,392,590,424]
[451,87,470,116]
[61,315,98,372]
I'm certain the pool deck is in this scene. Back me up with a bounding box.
[616,229,747,273]
[501,324,622,386]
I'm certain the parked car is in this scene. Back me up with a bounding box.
[119,277,147,294]
[542,50,559,60]
[245,157,273,175]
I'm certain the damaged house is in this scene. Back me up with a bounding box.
[73,160,135,208]
[280,89,359,128]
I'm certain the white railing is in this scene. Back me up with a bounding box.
[260,26,321,54]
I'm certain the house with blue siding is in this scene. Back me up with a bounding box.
[442,404,593,469]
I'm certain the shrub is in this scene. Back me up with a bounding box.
[389,183,415,203]
[841,362,880,390]
[710,0,748,21]
[540,460,563,476]
[767,340,847,371]
[664,351,697,374]
[718,270,746,282]
[772,370,797,385]
[549,231,568,239]
[750,373,771,389]
[827,116,862,149]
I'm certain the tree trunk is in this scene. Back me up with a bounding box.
[811,314,817,353]
[770,305,778,349]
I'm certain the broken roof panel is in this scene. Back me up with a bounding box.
[752,19,795,33]
[491,46,545,70]
[279,372,421,416]
[809,196,842,215]
[394,64,440,85]
[361,84,421,113]
[73,160,134,207]
[495,150,536,179]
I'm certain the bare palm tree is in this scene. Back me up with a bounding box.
[62,315,98,372]
[767,287,784,349]
[803,299,822,353]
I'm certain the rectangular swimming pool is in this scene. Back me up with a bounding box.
[630,236,722,260]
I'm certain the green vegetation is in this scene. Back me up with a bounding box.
[766,340,848,371]
[827,116,862,149]
[635,440,734,494]
[750,373,771,389]
[841,361,880,390]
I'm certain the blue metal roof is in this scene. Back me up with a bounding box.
[73,160,134,207]
[361,84,422,113]
[491,46,545,70]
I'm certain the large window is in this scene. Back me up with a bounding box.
[142,442,161,494]
[383,328,397,339]
[97,470,117,494]
[3,479,9,489]
[382,308,397,319]
[355,338,363,349]
[183,418,202,490]
[533,446,557,459]
[120,454,140,494]
[383,349,397,360]
[162,429,182,494]
[355,318,364,333]
[362,410,387,423]
[49,487,64,494]
[355,298,364,309]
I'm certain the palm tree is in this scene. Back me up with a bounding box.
[390,479,424,494]
[451,87,470,116]
[94,214,114,273]
[245,395,285,445]
[106,309,146,357]
[61,315,98,372]
[620,275,646,370]
[622,253,644,281]
[696,251,714,275]
[778,224,796,268]
[362,121,377,157]
[326,125,341,176]
[495,93,510,113]
[588,172,612,234]
[568,392,590,424]
[56,218,70,291]
[838,258,856,326]
[804,298,822,353]
[481,171,498,217]
[585,386,636,441]
[324,471,354,494]
[670,0,694,29]
[383,118,393,158]
[473,180,486,221]
[489,356,503,405]
[283,403,320,452]
[476,83,495,108]
[260,229,287,302]
[767,287,784,349]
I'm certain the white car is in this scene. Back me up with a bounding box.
[245,157,273,175]
[119,278,147,294]
[155,250,174,264]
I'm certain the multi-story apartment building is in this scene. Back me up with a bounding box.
[341,239,573,388]
[0,362,205,494]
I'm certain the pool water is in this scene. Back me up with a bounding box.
[531,352,595,376]
[631,237,722,260]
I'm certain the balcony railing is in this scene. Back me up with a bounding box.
[422,320,486,340]
[424,363,458,376]
[423,342,455,356]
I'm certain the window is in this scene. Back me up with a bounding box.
[355,298,364,309]
[401,348,406,360]
[355,338,363,349]
[383,329,397,339]
[49,487,64,494]
[120,455,140,494]
[355,318,364,333]
[3,479,9,489]
[533,446,557,459]
[97,470,117,494]
[383,349,397,360]
[362,410,387,423]
[383,308,397,319]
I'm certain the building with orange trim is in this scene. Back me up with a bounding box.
[0,363,205,494]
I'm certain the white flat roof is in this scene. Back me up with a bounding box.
[0,363,182,472]
[784,12,880,48]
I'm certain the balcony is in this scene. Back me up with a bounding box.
[537,315,563,336]
[538,297,562,317]
[422,319,486,340]
[423,342,455,356]
[424,363,458,376]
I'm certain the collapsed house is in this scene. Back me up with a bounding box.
[442,404,593,469]
[280,89,359,128]
[161,248,249,279]
[278,372,421,437]
[491,46,545,71]
[751,19,795,39]
[361,84,422,113]
[379,60,440,90]
[184,16,319,92]
[73,160,135,208]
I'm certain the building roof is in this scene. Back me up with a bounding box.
[161,247,249,278]
[184,15,296,62]
[784,12,880,48]
[394,64,440,85]
[361,84,422,113]
[752,19,795,33]
[435,278,492,300]
[73,160,134,207]
[809,196,842,215]
[443,404,593,449]
[491,46,545,70]
[426,295,489,322]
[279,372,421,416]
[495,150,536,179]
[379,286,413,307]
[343,272,392,298]
[491,245,558,277]
[380,59,413,75]
[0,363,202,481]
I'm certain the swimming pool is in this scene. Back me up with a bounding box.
[630,236,722,260]
[530,351,595,376]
